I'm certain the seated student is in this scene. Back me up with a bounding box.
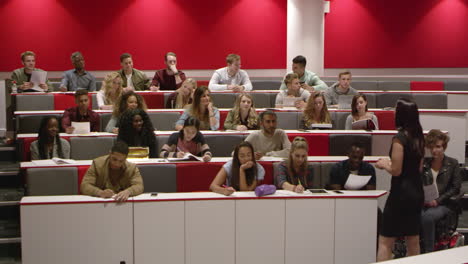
[117,108,157,158]
[328,142,376,190]
[421,129,462,253]
[324,70,359,107]
[208,54,252,92]
[301,92,331,129]
[150,52,186,91]
[175,86,220,131]
[275,137,314,193]
[160,117,212,162]
[11,51,50,92]
[80,141,144,202]
[345,94,379,130]
[224,93,260,131]
[105,91,148,133]
[97,72,123,110]
[245,110,291,159]
[210,141,265,196]
[61,89,100,133]
[30,116,70,160]
[279,55,327,92]
[59,52,97,92]
[166,78,197,109]
[275,73,310,110]
[118,53,151,91]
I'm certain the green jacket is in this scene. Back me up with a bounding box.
[119,68,151,91]
[11,67,51,92]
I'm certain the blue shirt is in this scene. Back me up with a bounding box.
[60,69,97,91]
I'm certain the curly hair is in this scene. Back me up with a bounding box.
[102,72,123,105]
[303,92,331,127]
[112,91,148,117]
[37,116,64,159]
[285,137,309,187]
[230,93,259,129]
[117,108,156,157]
[425,129,449,150]
[230,141,258,191]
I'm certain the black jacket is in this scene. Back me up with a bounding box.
[423,155,462,205]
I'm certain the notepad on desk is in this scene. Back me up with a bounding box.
[71,121,90,134]
[351,119,377,130]
[167,153,203,162]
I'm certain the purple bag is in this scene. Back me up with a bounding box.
[255,184,276,197]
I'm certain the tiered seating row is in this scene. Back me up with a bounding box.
[13,90,457,111]
[17,130,403,161]
[20,157,389,196]
[15,108,398,133]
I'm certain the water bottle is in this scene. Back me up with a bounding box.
[11,82,17,93]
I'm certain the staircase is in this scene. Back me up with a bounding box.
[0,138,22,264]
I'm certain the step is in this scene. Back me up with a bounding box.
[0,238,20,244]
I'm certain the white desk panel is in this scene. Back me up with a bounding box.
[134,201,185,264]
[334,199,378,264]
[21,201,133,264]
[285,199,335,264]
[185,200,235,264]
[236,199,286,264]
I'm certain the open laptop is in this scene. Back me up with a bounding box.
[337,95,354,109]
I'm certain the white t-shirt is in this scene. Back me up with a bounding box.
[126,73,134,88]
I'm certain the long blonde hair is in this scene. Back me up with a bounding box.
[286,137,309,187]
[102,72,123,105]
[175,78,197,109]
[230,93,259,129]
[303,92,331,127]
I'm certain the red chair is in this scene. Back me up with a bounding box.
[410,81,444,91]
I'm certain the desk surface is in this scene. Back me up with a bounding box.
[19,156,387,169]
[16,129,441,139]
[20,190,387,205]
[14,108,468,115]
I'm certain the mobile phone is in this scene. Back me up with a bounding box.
[150,192,158,196]
[334,190,344,194]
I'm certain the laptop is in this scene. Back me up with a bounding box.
[337,95,354,109]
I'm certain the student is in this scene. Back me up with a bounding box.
[345,94,379,130]
[118,53,151,91]
[80,141,144,202]
[208,54,252,92]
[117,108,157,158]
[166,78,197,109]
[421,129,462,253]
[105,91,148,133]
[275,137,313,193]
[150,52,186,91]
[59,51,97,92]
[61,89,100,133]
[328,142,376,190]
[97,72,124,110]
[175,86,220,131]
[30,116,70,160]
[11,51,50,92]
[160,117,212,161]
[301,92,331,129]
[275,73,310,110]
[244,111,291,159]
[279,55,327,92]
[210,141,265,195]
[224,93,260,131]
[324,70,359,107]
[376,98,425,260]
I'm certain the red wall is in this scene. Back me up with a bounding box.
[0,0,286,71]
[324,0,468,68]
